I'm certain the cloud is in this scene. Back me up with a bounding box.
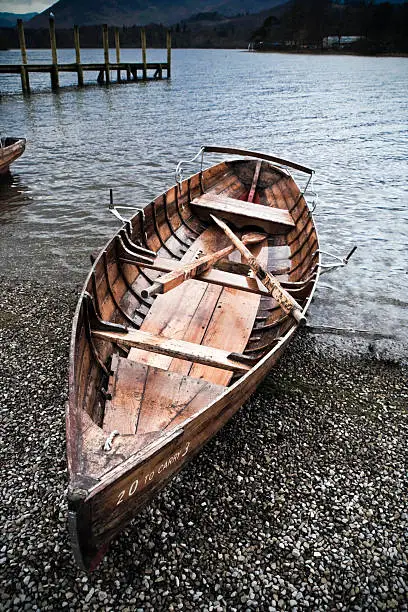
[0,0,54,13]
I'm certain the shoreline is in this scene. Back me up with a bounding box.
[1,277,407,610]
[248,47,408,58]
[1,47,408,58]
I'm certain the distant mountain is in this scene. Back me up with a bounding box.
[0,11,37,27]
[28,0,289,28]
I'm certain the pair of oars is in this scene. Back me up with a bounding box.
[141,216,305,324]
[141,229,266,298]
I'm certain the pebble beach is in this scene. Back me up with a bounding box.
[1,276,407,611]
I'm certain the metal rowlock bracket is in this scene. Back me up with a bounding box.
[108,188,145,224]
[175,147,205,188]
[304,172,318,212]
[317,245,358,275]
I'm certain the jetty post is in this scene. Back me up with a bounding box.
[141,28,147,80]
[17,19,30,93]
[114,28,121,82]
[167,30,171,79]
[102,24,110,84]
[74,25,84,86]
[49,15,59,90]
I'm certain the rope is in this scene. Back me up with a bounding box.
[104,430,120,452]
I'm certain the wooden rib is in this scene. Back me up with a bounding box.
[251,312,290,334]
[163,192,191,248]
[119,234,160,289]
[247,160,262,203]
[290,238,318,275]
[174,185,201,236]
[91,272,104,319]
[124,221,156,258]
[290,226,316,260]
[114,240,150,313]
[102,252,139,328]
[288,188,304,214]
[92,329,251,374]
[82,298,109,376]
[134,208,154,252]
[288,213,312,247]
[151,200,182,259]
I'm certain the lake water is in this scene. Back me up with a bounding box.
[0,48,407,343]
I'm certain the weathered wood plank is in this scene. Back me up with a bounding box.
[92,328,251,373]
[103,354,148,434]
[136,364,225,434]
[191,193,295,234]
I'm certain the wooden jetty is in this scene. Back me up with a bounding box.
[0,17,171,94]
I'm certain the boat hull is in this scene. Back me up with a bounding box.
[0,137,26,175]
[67,148,321,570]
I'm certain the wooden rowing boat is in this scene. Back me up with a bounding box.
[67,146,321,570]
[0,137,26,175]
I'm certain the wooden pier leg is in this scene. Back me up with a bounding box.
[166,30,172,79]
[20,65,30,94]
[141,28,147,80]
[74,25,84,86]
[49,15,59,90]
[114,27,121,82]
[17,19,30,93]
[126,65,131,81]
[102,24,110,84]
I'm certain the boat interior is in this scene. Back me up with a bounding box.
[69,156,319,477]
[0,137,23,147]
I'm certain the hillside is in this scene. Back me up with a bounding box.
[0,12,37,27]
[28,0,288,28]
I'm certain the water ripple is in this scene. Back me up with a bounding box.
[0,49,407,339]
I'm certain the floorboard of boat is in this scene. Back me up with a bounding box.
[103,355,226,435]
[127,225,268,385]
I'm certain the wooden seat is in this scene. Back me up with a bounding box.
[92,327,252,374]
[191,193,295,234]
[103,355,226,434]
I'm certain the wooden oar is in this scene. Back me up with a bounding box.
[210,215,306,324]
[141,231,266,298]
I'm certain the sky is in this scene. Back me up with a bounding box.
[0,0,53,13]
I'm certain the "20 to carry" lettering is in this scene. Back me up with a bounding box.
[115,441,190,507]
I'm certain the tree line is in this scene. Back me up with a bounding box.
[252,1,408,53]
